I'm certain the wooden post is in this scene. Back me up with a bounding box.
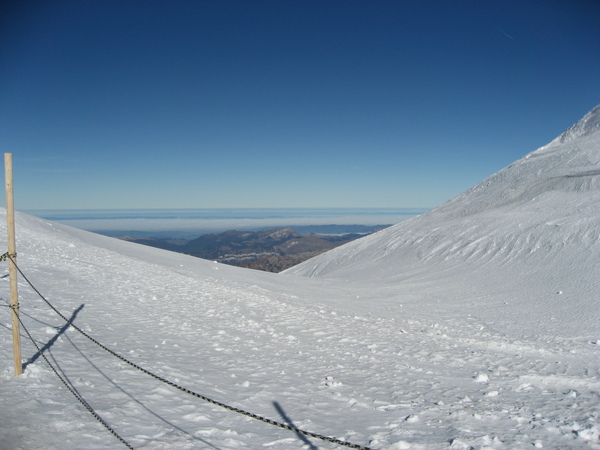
[5,153,22,376]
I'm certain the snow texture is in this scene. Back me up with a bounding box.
[1,105,599,449]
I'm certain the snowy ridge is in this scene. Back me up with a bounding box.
[550,104,600,144]
[288,104,600,270]
[1,106,599,449]
[286,105,600,336]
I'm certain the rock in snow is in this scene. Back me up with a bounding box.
[1,105,599,449]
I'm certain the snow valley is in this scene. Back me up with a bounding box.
[1,105,600,448]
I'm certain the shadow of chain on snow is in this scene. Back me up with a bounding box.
[63,332,220,449]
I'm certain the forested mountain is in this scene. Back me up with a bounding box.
[118,227,373,272]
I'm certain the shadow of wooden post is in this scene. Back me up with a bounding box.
[273,401,319,449]
[23,304,85,369]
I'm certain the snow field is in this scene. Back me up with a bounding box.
[1,216,598,449]
[1,105,600,448]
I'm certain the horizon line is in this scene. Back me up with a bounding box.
[22,206,431,212]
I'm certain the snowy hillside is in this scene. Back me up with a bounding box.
[287,105,600,339]
[1,106,599,449]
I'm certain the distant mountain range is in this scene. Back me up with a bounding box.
[117,226,388,272]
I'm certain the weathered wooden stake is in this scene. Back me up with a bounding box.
[5,153,22,376]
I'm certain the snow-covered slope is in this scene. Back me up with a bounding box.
[0,106,599,449]
[286,105,600,339]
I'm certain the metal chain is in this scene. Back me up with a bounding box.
[6,254,372,449]
[0,251,16,261]
[15,311,133,449]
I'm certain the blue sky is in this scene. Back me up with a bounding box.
[1,0,599,211]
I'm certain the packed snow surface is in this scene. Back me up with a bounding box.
[1,105,599,449]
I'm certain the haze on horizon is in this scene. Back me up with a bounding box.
[22,207,426,238]
[1,1,598,211]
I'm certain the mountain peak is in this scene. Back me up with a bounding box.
[551,103,600,144]
[286,106,600,338]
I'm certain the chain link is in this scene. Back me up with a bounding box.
[15,309,133,448]
[0,251,16,262]
[4,252,372,449]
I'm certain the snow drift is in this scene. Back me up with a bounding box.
[0,105,599,449]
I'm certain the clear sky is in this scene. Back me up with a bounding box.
[1,0,599,211]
